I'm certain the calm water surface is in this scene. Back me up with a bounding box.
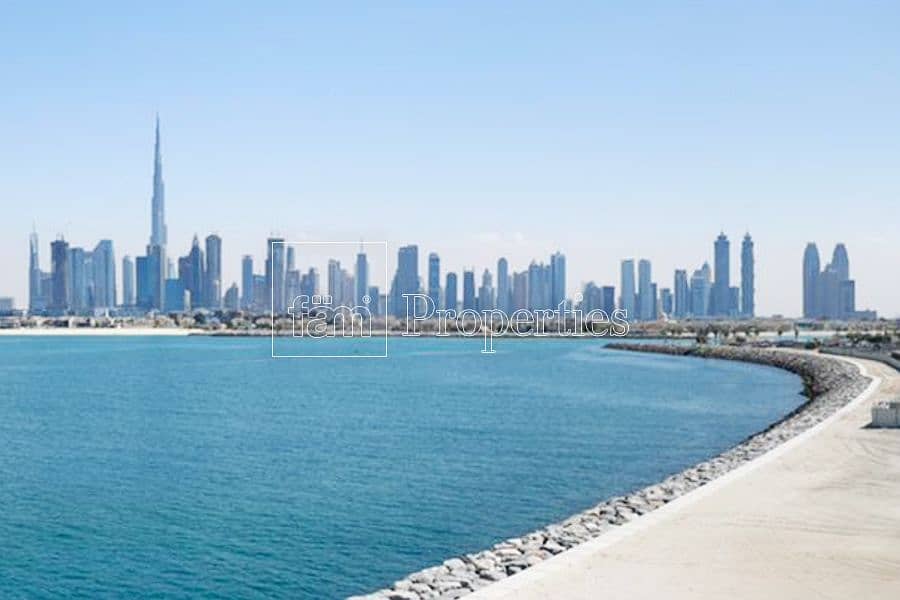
[0,336,802,598]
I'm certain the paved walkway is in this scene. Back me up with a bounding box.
[470,357,900,600]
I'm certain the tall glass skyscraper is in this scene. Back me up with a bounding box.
[620,259,635,320]
[462,269,476,311]
[741,233,754,317]
[550,252,566,310]
[713,232,730,316]
[91,240,116,309]
[802,243,820,318]
[673,269,689,318]
[445,272,458,312]
[205,234,222,309]
[355,249,369,309]
[496,258,509,313]
[241,255,254,310]
[391,245,419,317]
[637,259,653,321]
[427,252,440,310]
[122,255,135,307]
[50,238,70,312]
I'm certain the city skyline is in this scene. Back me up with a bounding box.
[3,4,899,317]
[16,122,874,321]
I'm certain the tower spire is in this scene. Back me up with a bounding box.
[150,114,167,247]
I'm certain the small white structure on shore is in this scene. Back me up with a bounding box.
[871,400,900,428]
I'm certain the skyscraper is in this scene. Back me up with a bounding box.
[28,230,43,312]
[620,259,635,320]
[427,252,440,310]
[205,234,222,309]
[637,259,653,321]
[496,258,510,312]
[122,255,135,307]
[673,269,689,318]
[143,116,168,311]
[550,252,566,310]
[355,248,369,309]
[67,246,88,313]
[802,243,820,318]
[241,255,254,310]
[741,233,754,317]
[180,235,205,309]
[91,240,116,309]
[478,268,495,311]
[462,269,476,311]
[266,238,286,313]
[690,262,712,317]
[391,245,419,317]
[150,115,167,248]
[445,272,458,311]
[50,238,70,313]
[712,232,730,316]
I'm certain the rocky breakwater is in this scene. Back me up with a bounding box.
[350,345,870,600]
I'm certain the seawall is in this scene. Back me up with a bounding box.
[350,345,870,600]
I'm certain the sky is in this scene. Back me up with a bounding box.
[1,1,898,317]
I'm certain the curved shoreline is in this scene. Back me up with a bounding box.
[351,345,871,600]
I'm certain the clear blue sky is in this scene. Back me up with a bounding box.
[2,1,898,316]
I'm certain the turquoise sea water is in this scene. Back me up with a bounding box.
[0,336,802,598]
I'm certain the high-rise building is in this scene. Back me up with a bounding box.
[802,243,820,318]
[150,115,167,248]
[391,245,419,317]
[690,262,712,317]
[809,243,856,320]
[266,238,286,313]
[741,233,754,317]
[673,269,689,318]
[462,269,476,311]
[527,261,550,310]
[427,252,440,310]
[445,272,458,312]
[50,238,70,312]
[241,255,254,310]
[511,270,528,312]
[122,255,135,307]
[91,240,116,309]
[601,286,616,315]
[550,252,566,310]
[355,249,369,309]
[660,288,673,316]
[637,259,653,321]
[224,283,240,311]
[712,232,730,316]
[205,234,222,309]
[620,259,635,320]
[67,247,89,313]
[164,278,186,312]
[145,115,168,311]
[327,259,343,305]
[28,230,44,312]
[478,269,495,311]
[496,258,510,312]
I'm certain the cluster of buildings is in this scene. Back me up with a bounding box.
[19,118,876,323]
[579,232,756,322]
[802,242,873,320]
[386,247,566,318]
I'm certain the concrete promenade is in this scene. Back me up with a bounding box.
[470,356,900,600]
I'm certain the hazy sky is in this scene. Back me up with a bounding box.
[2,1,898,317]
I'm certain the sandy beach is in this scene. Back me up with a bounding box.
[469,355,900,599]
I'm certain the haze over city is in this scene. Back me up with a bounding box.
[2,2,898,317]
